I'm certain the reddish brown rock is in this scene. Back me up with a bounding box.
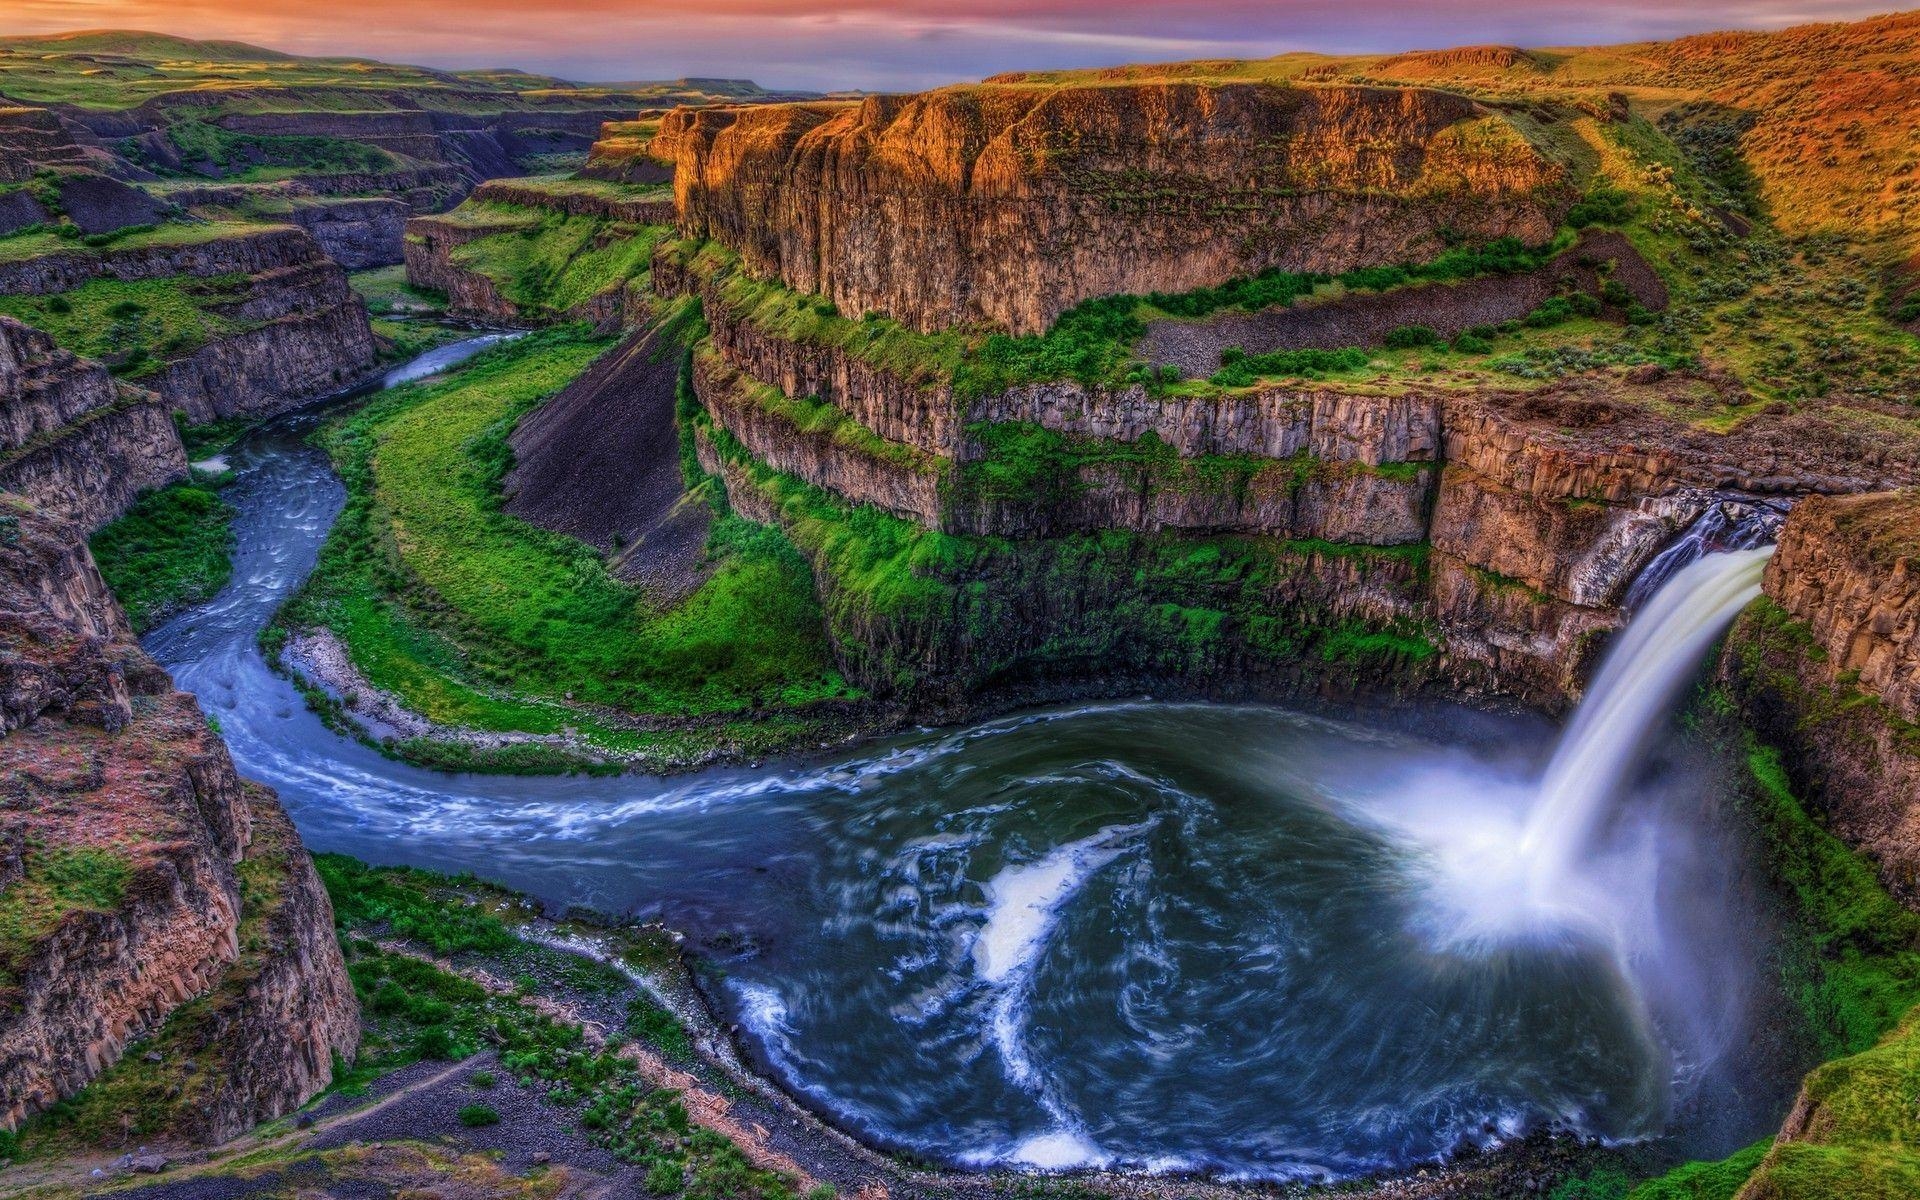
[656,83,1571,335]
[0,317,187,529]
[0,500,359,1136]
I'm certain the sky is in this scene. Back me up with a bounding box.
[4,1,1908,92]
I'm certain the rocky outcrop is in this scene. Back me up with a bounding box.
[583,117,674,184]
[468,178,673,225]
[0,317,186,528]
[656,84,1571,335]
[1727,490,1920,904]
[1140,230,1670,375]
[0,228,379,424]
[155,166,472,216]
[699,422,1440,702]
[289,197,412,269]
[976,382,1444,465]
[147,259,380,423]
[193,106,626,182]
[0,499,358,1135]
[0,226,319,296]
[0,105,120,182]
[697,351,945,524]
[402,213,522,320]
[404,184,667,328]
[154,787,361,1145]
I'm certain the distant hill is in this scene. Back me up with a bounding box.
[0,29,813,112]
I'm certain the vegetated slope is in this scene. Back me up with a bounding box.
[402,175,673,326]
[988,10,1920,262]
[278,329,857,773]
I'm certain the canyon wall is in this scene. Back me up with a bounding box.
[0,499,358,1135]
[661,219,1920,709]
[289,197,413,270]
[0,226,378,424]
[654,84,1571,335]
[0,317,186,529]
[1725,490,1920,905]
[403,181,671,328]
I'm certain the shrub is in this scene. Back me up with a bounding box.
[457,1103,501,1127]
[1209,344,1369,387]
[45,295,70,314]
[1451,333,1494,354]
[645,1158,684,1194]
[1383,324,1440,349]
[1524,296,1576,328]
[1569,292,1603,317]
[469,1069,496,1089]
[1567,186,1639,228]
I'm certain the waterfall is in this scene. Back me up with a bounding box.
[1621,498,1786,613]
[1519,547,1775,892]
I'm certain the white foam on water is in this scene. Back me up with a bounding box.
[968,821,1154,1167]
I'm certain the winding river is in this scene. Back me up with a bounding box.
[146,337,1793,1183]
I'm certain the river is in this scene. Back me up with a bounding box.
[144,336,1791,1183]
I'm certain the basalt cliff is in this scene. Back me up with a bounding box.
[0,496,358,1138]
[653,84,1571,335]
[626,69,1920,907]
[0,226,377,424]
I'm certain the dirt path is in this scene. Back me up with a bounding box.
[0,1059,474,1199]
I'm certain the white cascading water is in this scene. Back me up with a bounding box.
[1518,546,1775,894]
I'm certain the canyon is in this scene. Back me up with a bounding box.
[2,11,1919,1200]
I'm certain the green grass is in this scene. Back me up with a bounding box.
[446,203,669,316]
[456,1103,501,1127]
[0,274,250,376]
[350,265,445,315]
[0,218,283,264]
[148,118,398,180]
[0,848,132,993]
[90,477,237,634]
[1740,737,1920,1058]
[284,329,850,743]
[311,855,794,1200]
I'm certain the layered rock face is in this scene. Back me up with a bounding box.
[665,209,1920,706]
[403,181,670,328]
[465,178,673,225]
[0,227,378,424]
[289,197,413,270]
[583,117,674,184]
[0,317,186,529]
[1726,490,1920,904]
[148,255,379,423]
[655,84,1570,335]
[403,214,522,321]
[0,500,358,1134]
